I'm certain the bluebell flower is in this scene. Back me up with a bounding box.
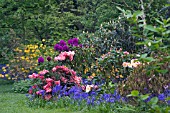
[81,92,89,100]
[158,93,165,101]
[90,91,97,96]
[167,100,170,105]
[95,100,101,105]
[52,85,62,95]
[109,97,115,103]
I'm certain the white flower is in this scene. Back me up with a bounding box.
[148,42,151,46]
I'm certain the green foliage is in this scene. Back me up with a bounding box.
[0,78,14,85]
[127,90,170,113]
[12,79,33,93]
[117,6,170,97]
[118,61,170,96]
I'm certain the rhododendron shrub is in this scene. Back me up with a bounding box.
[28,65,82,100]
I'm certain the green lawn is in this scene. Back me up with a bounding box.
[0,84,82,113]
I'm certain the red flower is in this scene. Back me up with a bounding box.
[29,89,33,94]
[32,85,37,89]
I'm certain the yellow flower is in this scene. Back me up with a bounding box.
[120,75,124,78]
[92,73,96,77]
[2,67,6,70]
[0,74,4,77]
[6,64,9,67]
[84,68,89,74]
[42,39,46,42]
[3,69,6,72]
[115,68,119,72]
[40,44,43,48]
[5,74,9,77]
[24,49,30,53]
[35,45,38,49]
[21,56,25,60]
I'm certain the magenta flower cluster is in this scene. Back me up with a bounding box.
[54,38,82,52]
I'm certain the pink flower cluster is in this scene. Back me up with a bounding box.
[122,59,141,68]
[52,65,82,86]
[54,51,75,61]
[39,69,49,75]
[28,73,44,80]
[43,78,60,93]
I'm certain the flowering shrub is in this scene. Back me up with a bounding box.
[28,65,82,100]
[94,48,138,83]
[118,60,170,97]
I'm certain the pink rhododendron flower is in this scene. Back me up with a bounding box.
[60,76,68,83]
[38,75,44,80]
[123,51,129,55]
[39,69,49,75]
[94,85,99,90]
[29,89,33,94]
[44,94,52,100]
[28,75,33,79]
[54,56,66,61]
[43,83,52,90]
[70,75,81,85]
[29,73,39,79]
[45,87,52,93]
[70,70,76,76]
[54,51,75,61]
[52,67,57,72]
[81,85,86,91]
[46,78,54,83]
[36,90,45,95]
[54,80,60,85]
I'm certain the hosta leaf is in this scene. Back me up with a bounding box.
[131,90,139,97]
[149,97,158,105]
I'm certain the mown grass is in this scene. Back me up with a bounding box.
[0,81,82,113]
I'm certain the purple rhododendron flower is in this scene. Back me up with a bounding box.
[62,45,69,51]
[38,56,44,63]
[59,40,67,46]
[54,44,60,50]
[58,45,63,51]
[47,56,51,61]
[72,38,78,45]
[79,44,83,48]
[68,39,73,45]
